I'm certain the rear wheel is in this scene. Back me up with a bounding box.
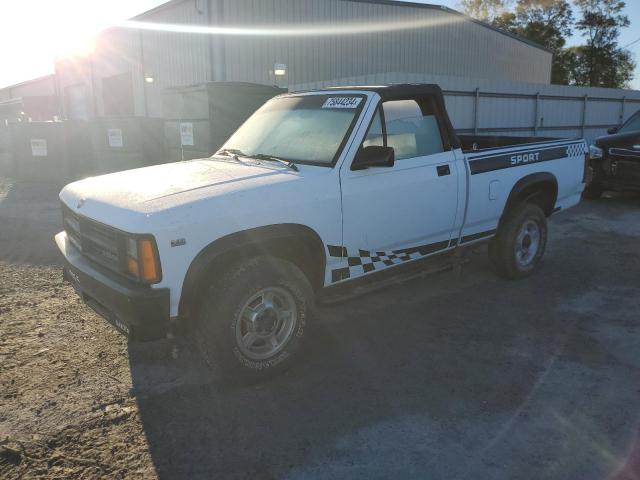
[194,256,313,381]
[489,203,548,280]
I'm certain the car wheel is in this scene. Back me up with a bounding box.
[489,203,548,280]
[194,256,313,381]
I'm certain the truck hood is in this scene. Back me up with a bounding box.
[595,131,640,162]
[595,130,640,150]
[60,158,308,225]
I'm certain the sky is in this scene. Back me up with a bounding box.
[0,0,638,90]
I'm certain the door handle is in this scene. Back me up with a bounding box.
[437,165,451,176]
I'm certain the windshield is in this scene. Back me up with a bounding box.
[219,94,365,166]
[619,111,640,133]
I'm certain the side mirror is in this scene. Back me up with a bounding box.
[351,146,395,171]
[608,126,619,135]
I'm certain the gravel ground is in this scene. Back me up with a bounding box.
[1,178,640,479]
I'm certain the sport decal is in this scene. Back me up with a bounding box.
[468,143,585,175]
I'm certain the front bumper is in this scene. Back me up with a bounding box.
[591,155,640,192]
[55,231,170,341]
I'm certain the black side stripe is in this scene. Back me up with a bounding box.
[460,229,496,244]
[468,143,584,175]
[392,240,450,256]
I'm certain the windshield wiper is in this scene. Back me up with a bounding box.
[247,153,299,172]
[213,148,248,164]
[214,149,299,171]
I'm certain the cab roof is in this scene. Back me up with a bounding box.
[322,83,460,149]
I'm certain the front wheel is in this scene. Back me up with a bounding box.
[489,203,548,280]
[194,256,313,381]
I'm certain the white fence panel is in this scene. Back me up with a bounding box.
[539,98,583,128]
[442,94,475,131]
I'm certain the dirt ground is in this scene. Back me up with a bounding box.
[1,177,640,479]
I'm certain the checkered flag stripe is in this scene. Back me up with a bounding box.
[328,241,450,283]
[566,143,585,158]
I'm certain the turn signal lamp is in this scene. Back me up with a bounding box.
[125,237,161,283]
[139,239,159,282]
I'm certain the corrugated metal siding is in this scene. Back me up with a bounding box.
[91,29,145,116]
[56,1,213,117]
[54,0,553,117]
[138,0,212,116]
[54,29,146,117]
[52,0,640,141]
[0,76,57,100]
[54,57,96,118]
[221,0,552,86]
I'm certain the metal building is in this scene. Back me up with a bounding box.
[53,0,553,119]
[0,75,60,123]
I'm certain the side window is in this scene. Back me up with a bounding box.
[383,99,444,160]
[362,108,384,148]
[620,111,640,133]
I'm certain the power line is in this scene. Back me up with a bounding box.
[622,36,640,49]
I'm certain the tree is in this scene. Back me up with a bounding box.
[510,1,574,84]
[571,0,635,88]
[457,0,512,23]
[565,45,635,88]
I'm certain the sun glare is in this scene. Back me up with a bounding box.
[52,30,97,59]
[117,15,465,37]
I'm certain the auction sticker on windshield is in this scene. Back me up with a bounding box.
[322,97,362,109]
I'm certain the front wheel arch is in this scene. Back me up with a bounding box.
[178,224,326,325]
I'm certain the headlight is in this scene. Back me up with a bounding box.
[125,236,161,283]
[589,144,603,159]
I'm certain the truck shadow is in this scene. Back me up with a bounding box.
[126,247,636,480]
[0,178,64,266]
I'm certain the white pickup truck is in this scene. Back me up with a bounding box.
[56,84,587,379]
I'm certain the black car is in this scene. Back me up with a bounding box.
[584,109,640,199]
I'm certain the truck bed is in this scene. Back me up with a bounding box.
[458,134,559,152]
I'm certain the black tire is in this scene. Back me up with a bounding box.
[582,182,604,200]
[194,256,313,382]
[488,203,548,280]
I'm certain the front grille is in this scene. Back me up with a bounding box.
[62,203,121,272]
[63,205,82,252]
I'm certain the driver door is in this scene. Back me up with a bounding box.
[335,97,460,283]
